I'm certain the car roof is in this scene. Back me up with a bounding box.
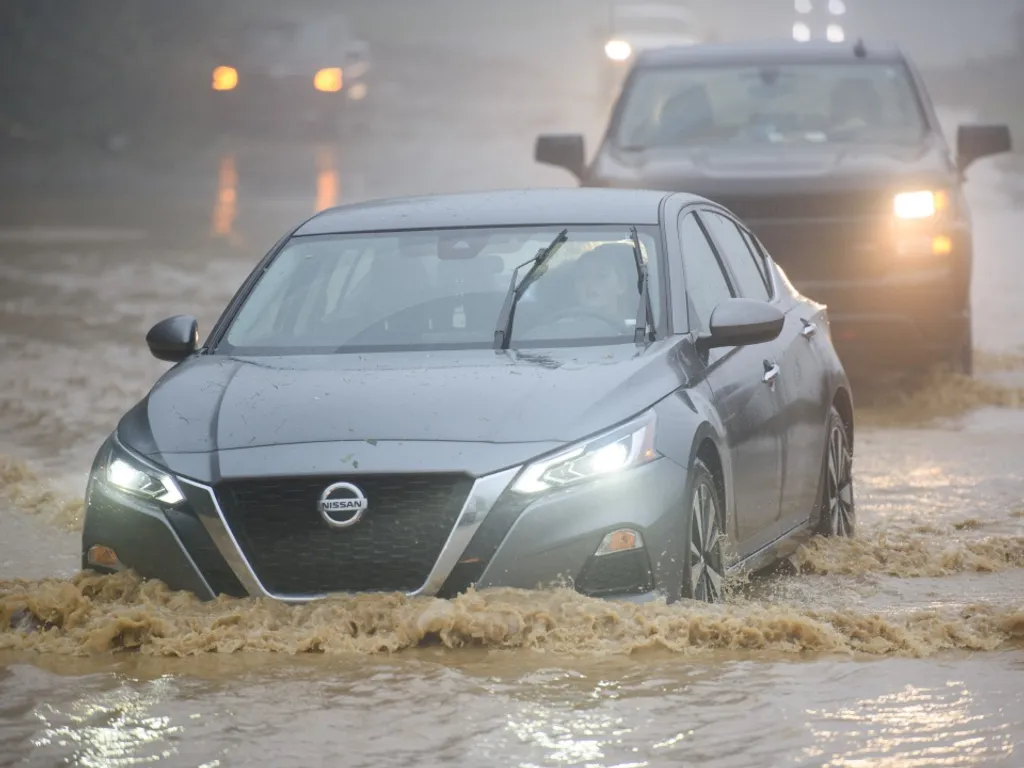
[635,39,906,67]
[295,188,689,235]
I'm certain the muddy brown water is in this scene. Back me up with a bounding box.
[2,134,1024,766]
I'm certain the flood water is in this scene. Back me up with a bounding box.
[2,100,1024,766]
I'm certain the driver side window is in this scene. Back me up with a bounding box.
[678,212,734,332]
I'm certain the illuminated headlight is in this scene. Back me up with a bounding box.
[605,40,632,61]
[512,411,659,494]
[894,190,946,219]
[104,444,185,506]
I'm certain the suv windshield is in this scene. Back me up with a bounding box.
[614,62,927,148]
[216,226,663,355]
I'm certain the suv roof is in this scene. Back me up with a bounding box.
[636,39,905,67]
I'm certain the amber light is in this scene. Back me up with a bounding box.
[314,67,343,92]
[932,235,953,255]
[212,66,238,91]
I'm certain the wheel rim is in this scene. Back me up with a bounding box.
[827,424,854,536]
[690,481,724,602]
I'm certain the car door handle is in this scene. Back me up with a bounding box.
[763,361,780,384]
[801,319,817,339]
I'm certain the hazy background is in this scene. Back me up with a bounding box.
[1,0,1022,162]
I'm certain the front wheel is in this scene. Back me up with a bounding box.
[815,406,856,537]
[681,457,726,603]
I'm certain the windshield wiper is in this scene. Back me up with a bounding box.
[630,226,655,347]
[493,228,569,350]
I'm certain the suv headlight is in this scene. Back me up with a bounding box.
[605,40,632,61]
[512,410,660,494]
[894,189,949,219]
[102,440,185,506]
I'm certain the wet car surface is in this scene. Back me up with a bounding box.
[2,78,1024,768]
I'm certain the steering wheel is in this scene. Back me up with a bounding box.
[542,307,626,334]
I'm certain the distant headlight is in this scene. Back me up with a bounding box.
[894,190,950,219]
[314,67,343,92]
[512,410,660,494]
[104,443,185,506]
[212,66,238,91]
[605,40,632,61]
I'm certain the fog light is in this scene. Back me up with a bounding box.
[87,545,123,570]
[931,235,953,255]
[595,528,644,556]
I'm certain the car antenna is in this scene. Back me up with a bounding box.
[853,38,867,58]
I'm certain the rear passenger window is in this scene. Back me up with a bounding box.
[738,227,773,296]
[700,211,771,302]
[679,213,734,331]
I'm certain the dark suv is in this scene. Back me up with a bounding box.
[535,40,1011,375]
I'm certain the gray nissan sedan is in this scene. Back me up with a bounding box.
[82,188,855,604]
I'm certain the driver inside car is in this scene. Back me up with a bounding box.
[569,242,637,328]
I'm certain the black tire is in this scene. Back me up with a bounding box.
[681,457,726,603]
[815,406,856,538]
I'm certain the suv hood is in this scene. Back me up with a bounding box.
[597,138,955,196]
[121,345,680,456]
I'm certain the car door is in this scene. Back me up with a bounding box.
[702,209,828,534]
[743,227,831,533]
[679,210,784,557]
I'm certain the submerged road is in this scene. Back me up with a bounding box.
[1,95,1023,766]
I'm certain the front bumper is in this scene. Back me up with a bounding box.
[82,445,691,604]
[797,261,969,367]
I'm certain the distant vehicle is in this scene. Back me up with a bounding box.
[600,2,706,107]
[536,40,1012,375]
[207,13,370,137]
[81,188,855,606]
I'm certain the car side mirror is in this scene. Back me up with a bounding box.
[535,133,586,181]
[697,298,784,351]
[957,123,1011,173]
[146,315,199,363]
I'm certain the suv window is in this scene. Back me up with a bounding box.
[700,211,771,301]
[679,212,733,330]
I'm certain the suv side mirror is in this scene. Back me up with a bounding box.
[957,123,1011,172]
[146,315,199,362]
[535,133,586,181]
[698,298,784,350]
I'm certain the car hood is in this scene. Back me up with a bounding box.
[611,32,701,51]
[597,139,954,196]
[121,345,681,456]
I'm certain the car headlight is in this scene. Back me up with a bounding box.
[894,190,949,219]
[314,67,343,92]
[512,410,659,494]
[605,40,632,61]
[212,65,238,91]
[103,442,185,506]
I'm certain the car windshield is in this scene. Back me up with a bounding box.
[612,6,696,35]
[217,226,663,355]
[614,62,927,148]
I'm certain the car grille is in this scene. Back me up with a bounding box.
[712,190,895,283]
[216,474,473,596]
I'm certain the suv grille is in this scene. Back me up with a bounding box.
[216,474,473,596]
[714,190,894,282]
[713,190,891,221]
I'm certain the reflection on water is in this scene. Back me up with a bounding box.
[315,146,340,212]
[2,653,1022,767]
[210,152,237,239]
